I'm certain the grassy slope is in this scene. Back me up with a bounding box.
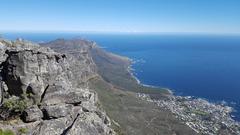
[91,47,170,98]
[89,78,198,135]
[42,39,198,135]
[90,47,198,135]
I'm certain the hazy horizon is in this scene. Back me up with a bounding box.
[1,0,240,34]
[2,31,240,36]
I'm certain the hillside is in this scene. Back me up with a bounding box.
[42,38,240,135]
[1,38,236,135]
[42,38,198,135]
[0,39,114,135]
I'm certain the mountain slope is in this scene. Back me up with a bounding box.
[42,38,198,135]
[0,39,115,135]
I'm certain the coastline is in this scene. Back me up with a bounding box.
[128,58,238,115]
[127,58,240,134]
[127,58,173,94]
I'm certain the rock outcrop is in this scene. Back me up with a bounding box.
[41,38,98,88]
[0,39,115,135]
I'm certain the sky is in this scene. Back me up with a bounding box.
[0,0,240,34]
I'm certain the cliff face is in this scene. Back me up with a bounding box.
[41,38,98,88]
[0,39,115,135]
[42,39,199,135]
[41,38,240,135]
[41,38,133,89]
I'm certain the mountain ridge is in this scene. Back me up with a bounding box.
[42,38,240,135]
[0,38,115,135]
[42,38,199,135]
[1,38,239,135]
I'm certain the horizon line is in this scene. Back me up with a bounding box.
[1,30,240,36]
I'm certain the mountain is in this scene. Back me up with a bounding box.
[1,38,238,135]
[41,38,198,135]
[0,39,115,135]
[42,38,240,135]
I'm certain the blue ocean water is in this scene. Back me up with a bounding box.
[2,32,240,120]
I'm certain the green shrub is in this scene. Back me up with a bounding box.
[18,128,28,135]
[0,129,15,135]
[0,97,28,120]
[2,98,27,113]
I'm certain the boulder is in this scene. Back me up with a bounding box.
[41,104,73,119]
[22,105,43,122]
[68,113,114,135]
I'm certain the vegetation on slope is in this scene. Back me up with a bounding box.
[42,39,199,135]
[89,78,198,135]
[90,46,170,98]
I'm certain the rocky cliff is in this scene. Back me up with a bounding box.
[0,39,115,135]
[41,38,240,135]
[42,39,199,135]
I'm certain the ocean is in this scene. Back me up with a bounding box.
[2,32,240,121]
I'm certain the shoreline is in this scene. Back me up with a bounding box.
[127,58,240,121]
[128,58,240,134]
[127,59,175,95]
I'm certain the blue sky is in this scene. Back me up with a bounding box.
[0,0,240,33]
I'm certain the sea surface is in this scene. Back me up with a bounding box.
[2,32,240,121]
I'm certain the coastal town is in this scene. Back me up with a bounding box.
[137,93,240,135]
